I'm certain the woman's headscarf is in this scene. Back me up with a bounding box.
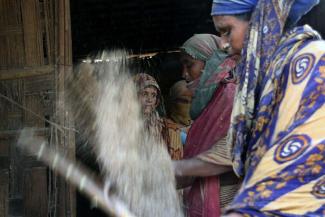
[211,0,319,26]
[211,0,320,177]
[181,34,238,119]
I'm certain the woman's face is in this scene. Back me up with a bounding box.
[212,15,249,55]
[139,86,158,115]
[180,53,205,82]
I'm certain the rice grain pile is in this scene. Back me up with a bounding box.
[69,51,183,217]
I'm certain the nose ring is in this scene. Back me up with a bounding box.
[222,43,230,51]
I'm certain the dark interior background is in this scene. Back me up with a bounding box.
[70,0,218,107]
[70,0,215,59]
[69,1,325,216]
[70,0,325,94]
[70,0,325,60]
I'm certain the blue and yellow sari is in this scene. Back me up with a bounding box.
[212,0,325,216]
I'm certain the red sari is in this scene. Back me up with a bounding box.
[183,72,236,217]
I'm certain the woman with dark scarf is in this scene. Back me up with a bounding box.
[173,34,240,217]
[211,0,325,216]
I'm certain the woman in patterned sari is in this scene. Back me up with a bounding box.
[211,0,325,216]
[173,34,240,217]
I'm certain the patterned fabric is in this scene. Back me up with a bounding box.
[164,118,184,160]
[218,0,325,216]
[181,34,238,119]
[183,74,237,217]
[226,0,321,178]
[181,34,222,61]
[227,35,325,217]
[211,0,319,26]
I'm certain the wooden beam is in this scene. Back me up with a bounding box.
[0,170,9,217]
[0,26,23,36]
[0,65,54,80]
[0,128,49,139]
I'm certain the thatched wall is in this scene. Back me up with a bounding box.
[0,0,75,216]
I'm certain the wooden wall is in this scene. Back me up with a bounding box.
[0,0,75,216]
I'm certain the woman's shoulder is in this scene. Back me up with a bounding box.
[293,39,325,59]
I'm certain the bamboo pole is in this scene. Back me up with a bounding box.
[18,129,137,217]
[43,0,52,64]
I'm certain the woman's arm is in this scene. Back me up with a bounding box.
[222,213,244,217]
[173,158,232,177]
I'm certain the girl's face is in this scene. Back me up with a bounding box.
[212,15,249,55]
[139,86,158,115]
[180,53,205,82]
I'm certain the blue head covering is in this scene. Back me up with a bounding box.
[211,0,319,25]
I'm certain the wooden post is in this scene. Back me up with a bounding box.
[55,0,76,216]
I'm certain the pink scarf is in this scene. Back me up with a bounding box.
[184,72,236,217]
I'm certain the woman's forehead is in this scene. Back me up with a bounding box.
[142,86,158,93]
